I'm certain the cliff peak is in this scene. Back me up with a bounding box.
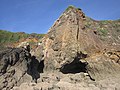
[65,5,80,11]
[48,6,85,32]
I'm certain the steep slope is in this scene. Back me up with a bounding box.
[34,6,120,80]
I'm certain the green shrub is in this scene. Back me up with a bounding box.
[66,5,82,12]
[66,5,75,11]
[0,30,45,44]
[116,29,120,32]
[98,28,108,36]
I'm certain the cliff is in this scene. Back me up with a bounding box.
[33,6,120,79]
[1,6,120,90]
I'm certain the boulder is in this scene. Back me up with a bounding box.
[0,48,32,90]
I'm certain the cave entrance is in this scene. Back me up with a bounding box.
[60,52,88,74]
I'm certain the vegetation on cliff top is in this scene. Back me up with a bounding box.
[66,5,82,11]
[0,30,45,50]
[85,17,120,42]
[0,30,44,43]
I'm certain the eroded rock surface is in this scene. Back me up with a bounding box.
[33,6,120,81]
[0,47,32,90]
[0,47,43,90]
[12,72,120,90]
[1,6,120,90]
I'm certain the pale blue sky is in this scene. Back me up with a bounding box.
[0,0,120,34]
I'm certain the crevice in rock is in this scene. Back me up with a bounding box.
[76,19,79,40]
[37,60,44,73]
[93,31,97,35]
[27,56,44,83]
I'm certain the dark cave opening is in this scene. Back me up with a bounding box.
[60,52,88,74]
[37,60,44,73]
[60,61,87,74]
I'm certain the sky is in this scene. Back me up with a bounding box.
[0,0,120,34]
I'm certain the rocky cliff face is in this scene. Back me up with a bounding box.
[34,6,120,81]
[0,46,43,90]
[1,6,120,90]
[0,48,32,90]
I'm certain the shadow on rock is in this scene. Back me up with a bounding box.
[37,60,44,73]
[27,56,44,83]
